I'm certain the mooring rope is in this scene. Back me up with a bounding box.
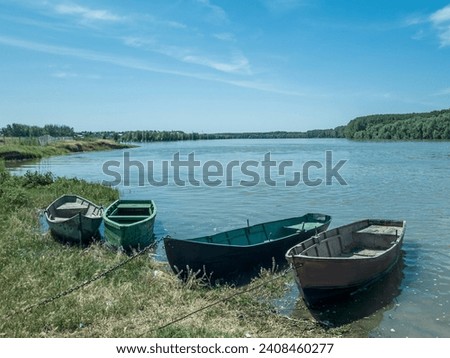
[1,238,161,321]
[2,237,294,337]
[152,266,293,334]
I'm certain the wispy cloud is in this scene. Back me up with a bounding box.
[411,29,425,41]
[121,36,156,49]
[166,21,187,30]
[402,11,431,27]
[404,5,450,47]
[222,79,305,96]
[121,35,251,75]
[51,71,77,79]
[182,52,251,74]
[0,35,175,75]
[50,68,100,80]
[195,0,229,24]
[431,87,450,96]
[5,1,248,75]
[430,5,450,24]
[53,3,122,22]
[429,5,450,47]
[213,32,236,42]
[159,45,251,75]
[0,35,295,95]
[0,2,279,91]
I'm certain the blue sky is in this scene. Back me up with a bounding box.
[1,0,450,132]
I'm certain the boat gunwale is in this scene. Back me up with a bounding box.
[165,213,332,249]
[285,219,406,261]
[103,199,157,229]
[44,194,103,223]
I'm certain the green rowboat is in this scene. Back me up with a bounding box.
[103,199,157,251]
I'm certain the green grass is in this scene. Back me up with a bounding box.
[0,138,133,161]
[0,167,353,338]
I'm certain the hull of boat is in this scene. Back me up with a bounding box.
[47,215,102,244]
[286,219,406,306]
[103,200,156,251]
[164,213,331,281]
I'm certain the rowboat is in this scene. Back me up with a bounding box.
[103,199,156,251]
[164,213,331,281]
[285,219,406,307]
[44,194,103,244]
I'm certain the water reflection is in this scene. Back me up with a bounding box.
[291,252,405,329]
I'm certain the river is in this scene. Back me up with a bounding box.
[8,138,450,337]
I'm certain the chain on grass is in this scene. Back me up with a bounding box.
[1,239,161,321]
[149,266,293,335]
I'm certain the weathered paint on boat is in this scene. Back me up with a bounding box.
[44,194,103,244]
[164,213,331,281]
[286,219,406,307]
[103,199,156,251]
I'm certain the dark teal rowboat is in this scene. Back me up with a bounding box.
[164,213,331,281]
[103,199,156,251]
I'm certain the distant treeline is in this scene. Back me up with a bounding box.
[1,123,74,137]
[0,124,345,142]
[2,108,449,142]
[117,127,346,142]
[206,127,346,140]
[120,130,212,142]
[345,109,450,140]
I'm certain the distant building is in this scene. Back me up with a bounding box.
[38,135,72,146]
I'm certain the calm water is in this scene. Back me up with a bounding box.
[8,139,450,337]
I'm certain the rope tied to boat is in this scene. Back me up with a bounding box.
[1,237,162,321]
[151,266,293,334]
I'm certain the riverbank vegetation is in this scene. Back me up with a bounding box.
[345,109,450,140]
[0,165,352,338]
[0,138,133,161]
[1,123,74,137]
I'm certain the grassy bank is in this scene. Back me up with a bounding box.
[0,166,354,338]
[0,138,133,161]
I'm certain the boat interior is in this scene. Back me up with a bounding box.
[195,219,326,246]
[47,198,101,220]
[291,220,403,259]
[107,202,152,223]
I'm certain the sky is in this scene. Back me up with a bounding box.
[0,0,450,133]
